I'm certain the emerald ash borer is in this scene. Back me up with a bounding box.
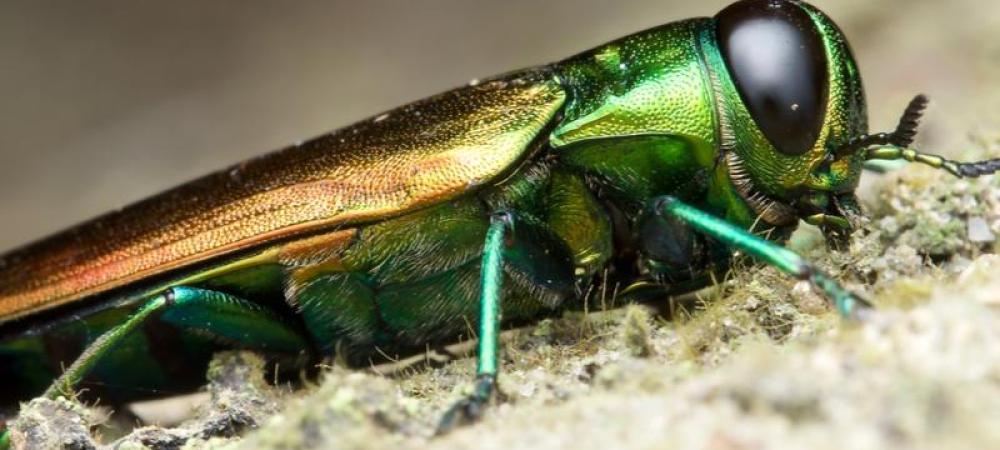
[1,0,997,444]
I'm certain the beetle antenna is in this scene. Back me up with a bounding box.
[892,94,929,147]
[866,146,1000,178]
[856,95,1000,178]
[834,94,928,158]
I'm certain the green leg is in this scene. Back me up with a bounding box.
[45,286,308,400]
[437,212,511,433]
[655,197,872,319]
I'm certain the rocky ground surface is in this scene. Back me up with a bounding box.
[8,154,1000,450]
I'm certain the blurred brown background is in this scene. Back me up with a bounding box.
[1,0,998,252]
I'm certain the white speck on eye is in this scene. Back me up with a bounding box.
[618,63,627,71]
[468,78,481,86]
[374,113,390,123]
[791,103,800,111]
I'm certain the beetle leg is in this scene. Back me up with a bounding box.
[45,286,308,400]
[653,196,873,319]
[157,286,309,352]
[437,212,512,434]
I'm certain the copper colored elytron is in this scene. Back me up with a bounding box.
[0,72,566,323]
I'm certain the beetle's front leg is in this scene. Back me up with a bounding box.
[654,196,872,319]
[437,212,512,434]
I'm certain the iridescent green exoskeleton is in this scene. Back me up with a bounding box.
[1,0,998,444]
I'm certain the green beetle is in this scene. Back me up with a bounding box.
[1,0,997,444]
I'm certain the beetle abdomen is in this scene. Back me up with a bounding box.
[282,165,611,357]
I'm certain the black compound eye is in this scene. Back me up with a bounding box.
[716,0,828,156]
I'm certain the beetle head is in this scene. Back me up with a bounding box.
[712,0,869,234]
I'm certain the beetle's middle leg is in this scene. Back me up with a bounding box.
[653,196,872,319]
[437,208,578,433]
[436,212,510,433]
[45,286,309,399]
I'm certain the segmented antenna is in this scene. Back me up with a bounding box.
[834,94,929,157]
[865,145,1000,179]
[858,94,1000,179]
[892,94,929,147]
[947,158,1000,178]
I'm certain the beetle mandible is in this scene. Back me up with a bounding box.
[1,0,998,442]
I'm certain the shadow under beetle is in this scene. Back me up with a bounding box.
[1,0,998,443]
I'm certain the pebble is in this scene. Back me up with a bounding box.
[967,216,996,243]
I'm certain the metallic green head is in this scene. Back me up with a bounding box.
[552,0,886,234]
[552,0,983,238]
[709,0,869,230]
